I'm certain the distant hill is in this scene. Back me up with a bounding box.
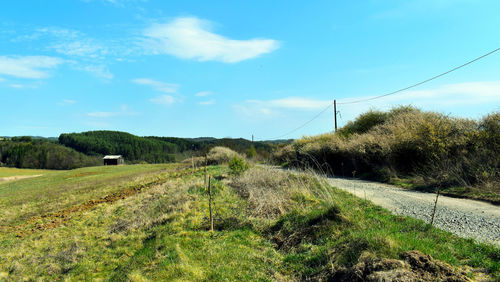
[0,137,100,169]
[59,131,177,163]
[61,131,292,163]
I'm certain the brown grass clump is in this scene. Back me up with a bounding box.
[184,146,243,166]
[230,167,322,219]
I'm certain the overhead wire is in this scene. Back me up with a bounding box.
[268,47,500,140]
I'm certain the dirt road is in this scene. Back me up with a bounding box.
[326,177,500,246]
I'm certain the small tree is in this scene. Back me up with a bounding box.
[229,156,249,175]
[245,145,257,159]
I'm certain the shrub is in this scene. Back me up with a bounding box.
[207,146,240,165]
[273,106,500,193]
[338,110,389,137]
[230,167,323,219]
[245,145,257,159]
[183,146,241,166]
[228,156,249,176]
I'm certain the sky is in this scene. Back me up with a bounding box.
[1,0,499,140]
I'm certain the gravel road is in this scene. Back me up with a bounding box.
[326,177,500,246]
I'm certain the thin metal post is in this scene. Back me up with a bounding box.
[334,99,337,132]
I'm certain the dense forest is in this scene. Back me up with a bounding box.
[0,131,290,169]
[59,131,177,163]
[0,137,100,169]
[61,131,287,163]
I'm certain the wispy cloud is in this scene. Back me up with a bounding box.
[149,95,177,105]
[235,97,331,119]
[199,99,215,105]
[195,91,213,97]
[79,64,114,79]
[0,77,5,82]
[142,17,280,63]
[51,39,108,58]
[80,0,146,6]
[57,99,77,106]
[87,104,138,118]
[12,26,116,79]
[0,56,64,79]
[132,78,179,93]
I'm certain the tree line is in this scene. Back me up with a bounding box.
[0,138,100,169]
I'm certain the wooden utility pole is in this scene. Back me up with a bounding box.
[252,134,254,143]
[334,99,337,132]
[208,175,214,232]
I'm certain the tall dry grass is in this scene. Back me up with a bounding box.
[230,167,327,219]
[184,146,243,166]
[274,106,500,194]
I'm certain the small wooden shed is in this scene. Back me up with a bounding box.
[103,155,125,165]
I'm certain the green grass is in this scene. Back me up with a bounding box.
[0,167,55,178]
[389,176,500,205]
[0,164,498,280]
[0,164,176,226]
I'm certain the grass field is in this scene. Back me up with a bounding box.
[0,164,498,280]
[0,167,55,178]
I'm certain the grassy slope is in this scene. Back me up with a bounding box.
[0,165,497,280]
[0,164,175,227]
[0,167,55,178]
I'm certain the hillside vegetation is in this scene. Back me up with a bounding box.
[274,107,500,203]
[0,138,100,169]
[0,164,497,280]
[59,131,177,163]
[60,131,283,164]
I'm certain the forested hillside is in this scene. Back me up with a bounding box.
[0,137,100,169]
[59,131,176,163]
[60,131,287,163]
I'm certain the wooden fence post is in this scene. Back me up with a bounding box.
[430,189,440,226]
[208,175,213,232]
[204,155,207,188]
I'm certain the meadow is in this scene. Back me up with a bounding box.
[0,163,498,280]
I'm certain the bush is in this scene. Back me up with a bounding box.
[273,106,500,194]
[245,145,257,159]
[228,156,249,176]
[338,110,389,137]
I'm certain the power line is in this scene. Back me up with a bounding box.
[338,47,500,105]
[271,103,333,140]
[268,47,500,139]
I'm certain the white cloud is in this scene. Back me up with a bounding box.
[80,64,114,79]
[199,99,215,105]
[51,39,108,58]
[149,95,177,105]
[195,91,213,97]
[9,84,25,89]
[132,78,179,93]
[142,17,280,63]
[0,56,64,79]
[58,99,77,106]
[0,77,5,82]
[87,104,138,118]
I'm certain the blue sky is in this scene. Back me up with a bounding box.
[1,0,499,140]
